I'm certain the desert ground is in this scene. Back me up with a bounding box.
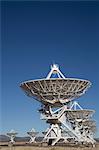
[0,144,99,150]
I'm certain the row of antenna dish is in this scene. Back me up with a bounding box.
[7,128,38,144]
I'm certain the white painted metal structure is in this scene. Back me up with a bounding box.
[20,64,96,146]
[27,128,38,143]
[7,129,17,143]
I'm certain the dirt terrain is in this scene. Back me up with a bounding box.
[0,144,99,150]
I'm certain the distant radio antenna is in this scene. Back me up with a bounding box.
[7,129,18,144]
[27,128,38,143]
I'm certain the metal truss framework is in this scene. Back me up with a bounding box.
[20,64,96,147]
[41,102,96,146]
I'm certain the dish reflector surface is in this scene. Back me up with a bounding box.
[20,78,91,106]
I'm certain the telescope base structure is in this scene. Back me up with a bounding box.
[41,102,96,147]
[29,136,36,143]
[9,136,15,144]
[27,131,38,143]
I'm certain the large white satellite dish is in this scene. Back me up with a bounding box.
[20,64,96,147]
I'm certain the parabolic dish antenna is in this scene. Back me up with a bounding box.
[7,129,18,143]
[65,109,95,120]
[27,128,38,143]
[20,64,91,107]
[20,64,96,146]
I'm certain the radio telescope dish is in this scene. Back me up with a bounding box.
[66,109,95,120]
[27,128,38,143]
[20,64,91,107]
[82,120,96,126]
[7,129,17,143]
[20,64,96,146]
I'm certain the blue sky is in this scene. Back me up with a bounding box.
[1,1,99,137]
